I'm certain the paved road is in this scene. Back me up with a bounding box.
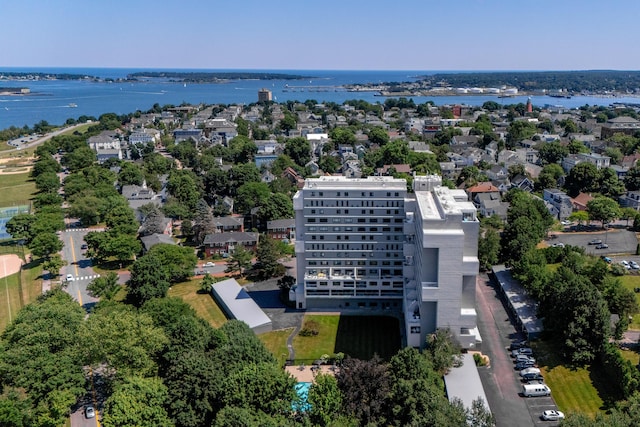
[476,273,563,426]
[59,229,100,310]
[5,123,89,152]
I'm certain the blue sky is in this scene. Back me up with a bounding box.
[1,0,639,71]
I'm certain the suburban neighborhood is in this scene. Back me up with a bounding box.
[3,86,640,426]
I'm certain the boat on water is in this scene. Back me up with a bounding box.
[68,103,77,108]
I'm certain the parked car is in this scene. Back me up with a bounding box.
[630,261,640,270]
[515,354,536,364]
[85,406,95,419]
[620,260,630,269]
[81,243,88,250]
[522,372,544,382]
[512,347,534,357]
[515,360,536,370]
[541,410,565,421]
[520,367,541,377]
[588,239,602,245]
[509,340,529,351]
[596,243,609,249]
[204,262,215,267]
[561,220,572,226]
[550,243,565,248]
[66,274,74,281]
[602,256,613,264]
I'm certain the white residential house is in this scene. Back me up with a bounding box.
[293,175,480,349]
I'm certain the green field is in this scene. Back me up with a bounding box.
[167,278,228,328]
[0,272,22,332]
[292,314,401,363]
[533,341,610,416]
[0,172,36,207]
[259,328,294,366]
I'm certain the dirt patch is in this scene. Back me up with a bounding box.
[0,254,23,278]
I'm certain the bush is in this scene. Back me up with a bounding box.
[299,320,320,337]
[473,353,488,367]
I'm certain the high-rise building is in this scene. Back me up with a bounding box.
[258,88,272,102]
[293,175,480,348]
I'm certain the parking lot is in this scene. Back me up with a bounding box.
[546,227,638,257]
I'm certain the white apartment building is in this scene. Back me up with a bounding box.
[293,175,481,349]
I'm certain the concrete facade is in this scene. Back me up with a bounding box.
[293,175,480,348]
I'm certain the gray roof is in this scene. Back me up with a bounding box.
[267,218,295,230]
[203,231,258,245]
[211,278,272,333]
[212,216,243,227]
[140,233,176,251]
[492,265,544,338]
[444,353,491,414]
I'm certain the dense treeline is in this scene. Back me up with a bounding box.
[419,70,640,92]
[0,289,493,426]
[127,72,313,81]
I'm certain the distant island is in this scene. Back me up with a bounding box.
[126,71,314,82]
[416,70,640,93]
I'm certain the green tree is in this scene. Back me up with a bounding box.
[235,182,271,215]
[599,167,626,199]
[624,165,640,191]
[225,245,253,277]
[0,290,86,425]
[87,272,121,300]
[506,121,536,147]
[80,304,169,377]
[567,139,589,154]
[28,232,63,259]
[127,253,172,306]
[5,213,35,241]
[308,374,343,426]
[42,254,66,278]
[329,127,357,147]
[284,137,311,167]
[368,126,390,146]
[34,171,60,193]
[425,328,462,375]
[478,228,500,271]
[63,146,97,171]
[537,141,569,165]
[587,196,621,228]
[254,235,282,279]
[228,135,258,164]
[102,376,172,427]
[167,170,202,212]
[565,162,600,197]
[118,162,145,186]
[147,243,197,283]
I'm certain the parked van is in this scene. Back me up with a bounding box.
[522,384,550,397]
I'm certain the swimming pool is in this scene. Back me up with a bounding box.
[293,382,312,412]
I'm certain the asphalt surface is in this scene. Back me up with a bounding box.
[476,273,563,427]
[547,226,638,256]
[60,228,100,310]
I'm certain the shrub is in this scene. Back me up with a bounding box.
[299,320,320,337]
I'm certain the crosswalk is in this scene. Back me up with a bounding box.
[69,274,101,281]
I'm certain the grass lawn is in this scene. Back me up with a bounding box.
[0,272,22,332]
[259,328,293,366]
[618,275,640,329]
[0,172,36,206]
[532,341,608,416]
[167,279,228,328]
[619,348,640,366]
[292,314,401,363]
[20,259,43,306]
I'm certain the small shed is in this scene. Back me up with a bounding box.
[211,278,272,334]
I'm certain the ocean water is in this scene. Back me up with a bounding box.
[0,68,637,130]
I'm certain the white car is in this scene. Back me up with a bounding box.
[66,274,74,281]
[561,220,572,226]
[204,262,215,267]
[620,260,630,269]
[630,261,640,270]
[541,410,565,421]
